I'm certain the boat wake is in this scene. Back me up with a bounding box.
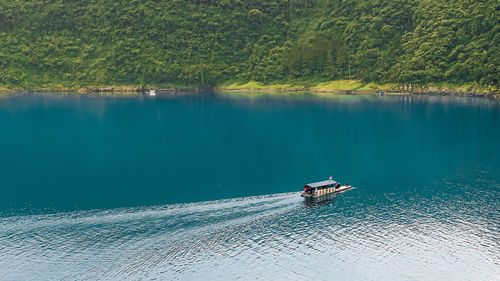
[0,189,497,281]
[0,192,305,281]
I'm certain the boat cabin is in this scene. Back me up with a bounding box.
[301,177,352,200]
[303,179,339,195]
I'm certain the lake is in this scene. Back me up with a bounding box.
[0,92,499,280]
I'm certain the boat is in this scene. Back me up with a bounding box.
[301,176,352,200]
[148,89,156,96]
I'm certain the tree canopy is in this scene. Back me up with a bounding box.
[0,0,498,89]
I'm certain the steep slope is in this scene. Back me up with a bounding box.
[0,0,498,90]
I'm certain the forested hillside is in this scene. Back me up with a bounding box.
[0,0,498,91]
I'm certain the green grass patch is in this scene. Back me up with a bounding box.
[311,80,364,91]
[357,82,380,91]
[221,81,266,90]
[219,79,370,92]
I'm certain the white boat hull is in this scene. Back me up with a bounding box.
[301,185,352,198]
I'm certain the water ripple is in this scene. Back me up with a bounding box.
[0,189,499,281]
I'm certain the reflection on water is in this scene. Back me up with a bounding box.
[302,188,353,207]
[1,182,498,281]
[1,92,499,214]
[0,92,499,280]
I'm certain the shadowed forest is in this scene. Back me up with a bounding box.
[0,0,498,90]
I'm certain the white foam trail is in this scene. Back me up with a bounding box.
[0,190,498,281]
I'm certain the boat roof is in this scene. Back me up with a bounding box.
[305,179,338,188]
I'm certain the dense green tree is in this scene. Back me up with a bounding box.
[0,0,497,89]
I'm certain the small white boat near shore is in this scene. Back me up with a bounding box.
[148,89,156,96]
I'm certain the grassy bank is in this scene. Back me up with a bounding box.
[218,80,498,96]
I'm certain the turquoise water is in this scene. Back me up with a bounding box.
[0,92,499,280]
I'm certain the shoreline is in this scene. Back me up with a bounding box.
[216,88,499,98]
[1,79,498,98]
[216,80,498,97]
